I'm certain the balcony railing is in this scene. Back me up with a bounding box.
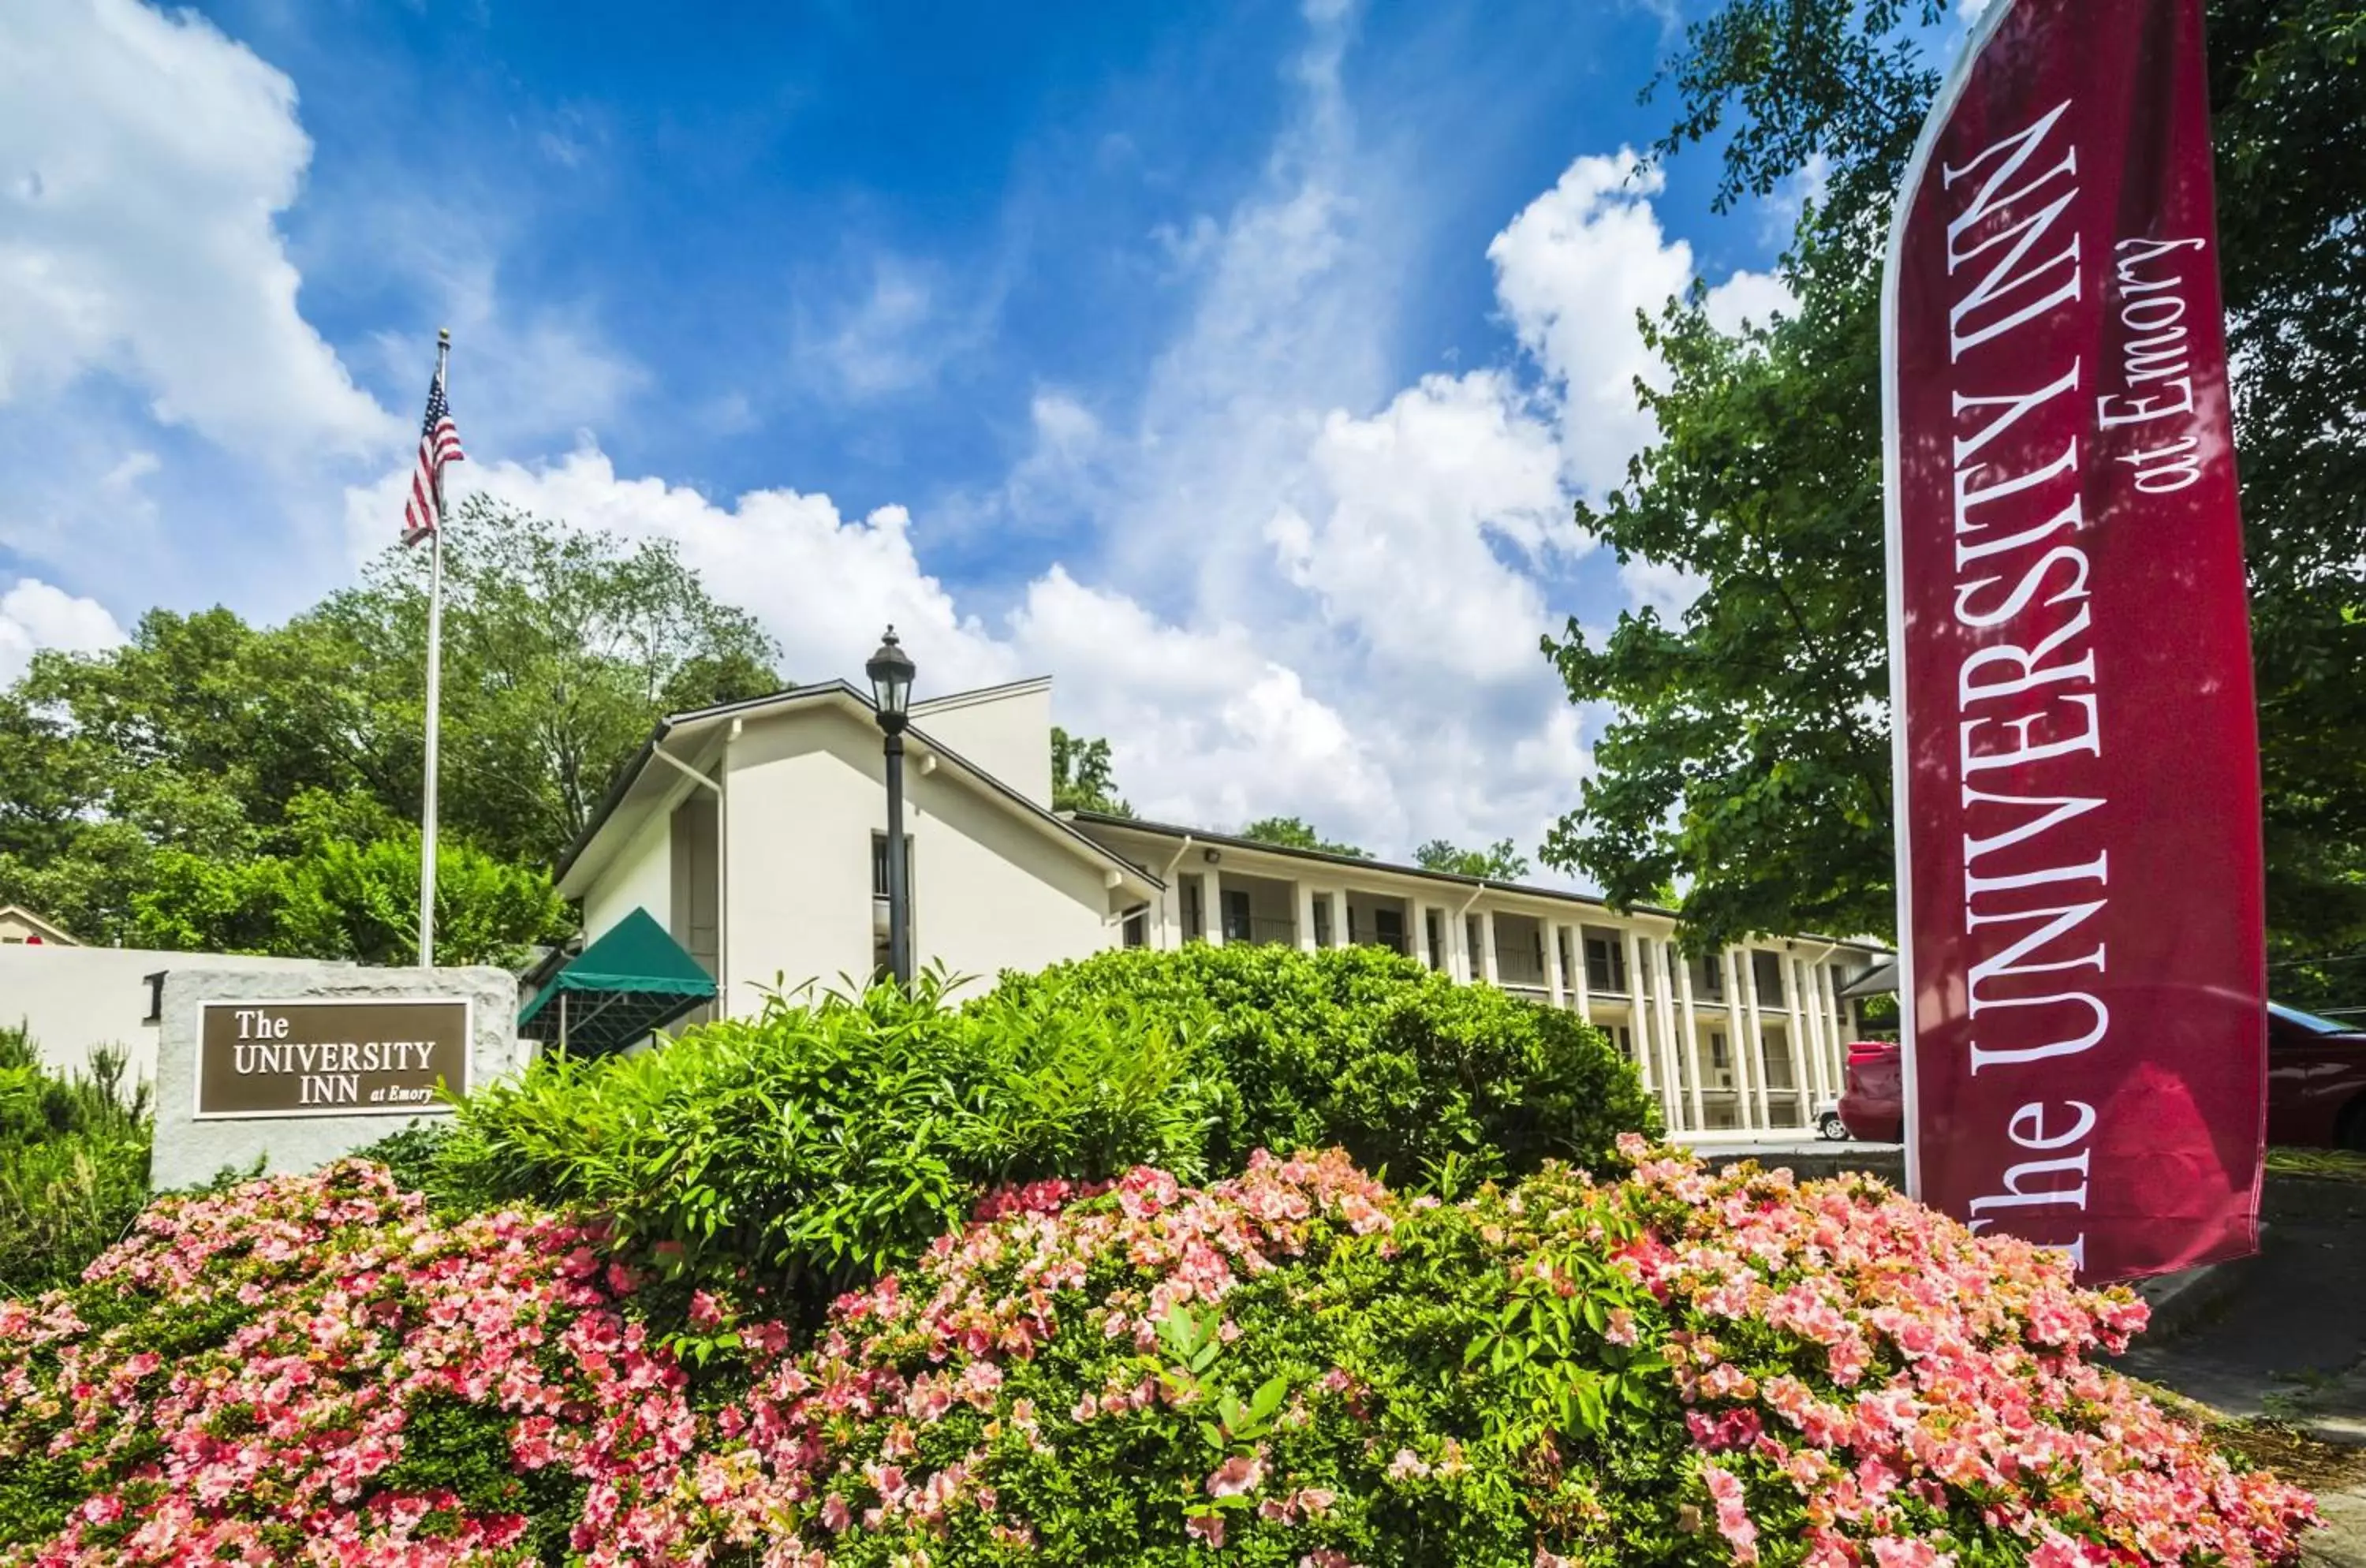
[1223,916,1301,947]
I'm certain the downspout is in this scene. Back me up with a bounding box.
[1158,835,1196,950]
[651,743,723,1016]
[1455,880,1488,983]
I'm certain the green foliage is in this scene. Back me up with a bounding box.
[435,972,1215,1314]
[0,1025,152,1295]
[1546,0,2366,957]
[125,797,569,966]
[0,500,779,952]
[1238,816,1371,858]
[987,944,1658,1186]
[1051,726,1132,816]
[1413,838,1532,880]
[427,946,1651,1317]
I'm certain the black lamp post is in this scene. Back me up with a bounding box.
[866,627,916,988]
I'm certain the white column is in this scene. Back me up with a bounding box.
[1722,946,1760,1130]
[1730,949,1768,1128]
[1816,961,1847,1097]
[1295,883,1319,952]
[1326,891,1348,949]
[1780,954,1811,1116]
[1447,908,1470,983]
[1651,941,1685,1131]
[1420,905,1442,970]
[1794,956,1827,1106]
[1620,926,1652,1095]
[1544,920,1566,1008]
[1202,871,1224,946]
[1833,961,1859,1047]
[1570,926,1593,1022]
[1675,946,1705,1132]
[1478,909,1501,984]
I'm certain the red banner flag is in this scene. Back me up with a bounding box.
[1883,0,2263,1279]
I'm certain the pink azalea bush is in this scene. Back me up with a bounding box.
[0,1141,2318,1566]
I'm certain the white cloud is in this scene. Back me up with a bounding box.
[0,577,126,685]
[1488,150,1786,500]
[435,445,1023,693]
[1267,371,1573,685]
[0,0,394,461]
[797,254,1004,403]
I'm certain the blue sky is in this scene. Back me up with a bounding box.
[0,0,1804,873]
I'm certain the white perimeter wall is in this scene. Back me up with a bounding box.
[722,705,1114,1012]
[0,946,350,1089]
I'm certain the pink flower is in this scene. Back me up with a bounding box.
[1185,1512,1226,1548]
[1205,1452,1266,1498]
[1387,1448,1431,1482]
[1704,1464,1759,1564]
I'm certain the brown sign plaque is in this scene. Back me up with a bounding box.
[195,999,471,1119]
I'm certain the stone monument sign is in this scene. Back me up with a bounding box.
[154,962,523,1191]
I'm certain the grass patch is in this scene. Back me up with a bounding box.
[2265,1145,2366,1183]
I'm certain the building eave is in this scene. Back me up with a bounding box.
[553,682,1162,902]
[1066,812,1888,954]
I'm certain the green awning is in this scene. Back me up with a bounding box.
[517,907,715,1056]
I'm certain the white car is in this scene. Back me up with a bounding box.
[1814,1098,1850,1141]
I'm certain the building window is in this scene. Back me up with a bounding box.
[1183,879,1205,942]
[1697,952,1726,999]
[871,831,913,981]
[1613,1025,1635,1060]
[1222,889,1254,943]
[1373,905,1405,955]
[1709,1031,1729,1069]
[1312,896,1332,948]
[1752,950,1786,1005]
[1425,909,1444,970]
[1465,916,1484,976]
[1123,909,1148,948]
[1583,933,1626,994]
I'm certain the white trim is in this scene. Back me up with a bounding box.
[190,996,474,1122]
[1881,0,2025,1200]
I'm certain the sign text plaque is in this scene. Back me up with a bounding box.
[195,999,472,1119]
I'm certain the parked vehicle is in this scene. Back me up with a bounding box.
[1813,1097,1849,1141]
[2267,1002,2366,1151]
[1838,1041,1902,1144]
[1834,1006,2366,1151]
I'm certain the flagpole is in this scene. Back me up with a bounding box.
[419,327,450,969]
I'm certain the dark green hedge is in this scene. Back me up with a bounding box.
[983,943,1657,1185]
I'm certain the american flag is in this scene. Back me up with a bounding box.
[401,364,465,546]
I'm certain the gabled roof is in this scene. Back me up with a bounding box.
[0,905,78,945]
[554,682,1162,901]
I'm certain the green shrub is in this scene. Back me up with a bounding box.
[437,972,1216,1313]
[987,943,1657,1184]
[0,1025,153,1294]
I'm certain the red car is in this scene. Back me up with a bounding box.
[1838,1042,1903,1144]
[1836,1003,2366,1149]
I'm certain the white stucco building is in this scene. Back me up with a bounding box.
[551,674,1891,1141]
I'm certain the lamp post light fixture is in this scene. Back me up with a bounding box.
[866,627,916,988]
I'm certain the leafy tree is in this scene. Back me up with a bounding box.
[1543,0,2366,957]
[1050,726,1132,816]
[1413,838,1532,880]
[129,797,569,968]
[1238,816,1370,858]
[317,496,782,863]
[0,501,776,954]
